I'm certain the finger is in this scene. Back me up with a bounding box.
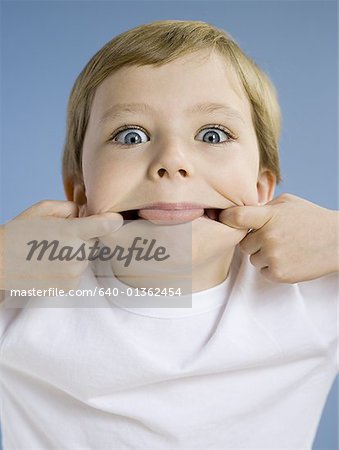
[238,231,261,255]
[219,205,273,231]
[15,200,79,219]
[248,249,267,270]
[266,193,302,206]
[74,212,124,241]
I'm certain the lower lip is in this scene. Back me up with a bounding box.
[137,208,205,224]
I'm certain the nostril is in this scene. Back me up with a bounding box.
[157,169,188,177]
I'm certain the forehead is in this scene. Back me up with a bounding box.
[90,50,252,125]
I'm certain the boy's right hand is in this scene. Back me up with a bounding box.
[0,200,123,293]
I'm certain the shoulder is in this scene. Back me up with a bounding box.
[0,266,98,341]
[236,253,338,371]
[296,272,338,329]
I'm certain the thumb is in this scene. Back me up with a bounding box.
[219,205,273,231]
[74,212,124,241]
[15,200,80,219]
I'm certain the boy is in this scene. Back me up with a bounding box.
[0,20,338,449]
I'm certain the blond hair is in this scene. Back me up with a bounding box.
[62,20,282,191]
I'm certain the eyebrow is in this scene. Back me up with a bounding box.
[99,102,245,125]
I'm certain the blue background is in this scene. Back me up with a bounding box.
[1,1,337,448]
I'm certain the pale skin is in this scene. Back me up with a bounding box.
[0,49,338,297]
[0,201,123,295]
[220,194,339,283]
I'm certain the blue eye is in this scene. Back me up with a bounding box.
[109,124,235,147]
[111,126,149,146]
[196,127,233,144]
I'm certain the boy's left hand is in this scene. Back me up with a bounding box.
[219,193,339,284]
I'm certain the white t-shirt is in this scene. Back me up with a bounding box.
[0,246,338,449]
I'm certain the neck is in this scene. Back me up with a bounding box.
[110,249,236,294]
[190,250,235,292]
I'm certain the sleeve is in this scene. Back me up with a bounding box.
[297,271,339,374]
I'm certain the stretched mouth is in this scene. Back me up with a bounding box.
[120,208,222,222]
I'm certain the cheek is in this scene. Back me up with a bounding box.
[212,161,259,206]
[83,158,128,214]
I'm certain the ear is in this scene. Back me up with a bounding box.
[256,168,276,204]
[63,176,88,217]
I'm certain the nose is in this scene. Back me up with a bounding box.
[147,139,194,180]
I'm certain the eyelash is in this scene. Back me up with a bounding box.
[108,124,237,147]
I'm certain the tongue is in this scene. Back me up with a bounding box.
[137,208,204,223]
